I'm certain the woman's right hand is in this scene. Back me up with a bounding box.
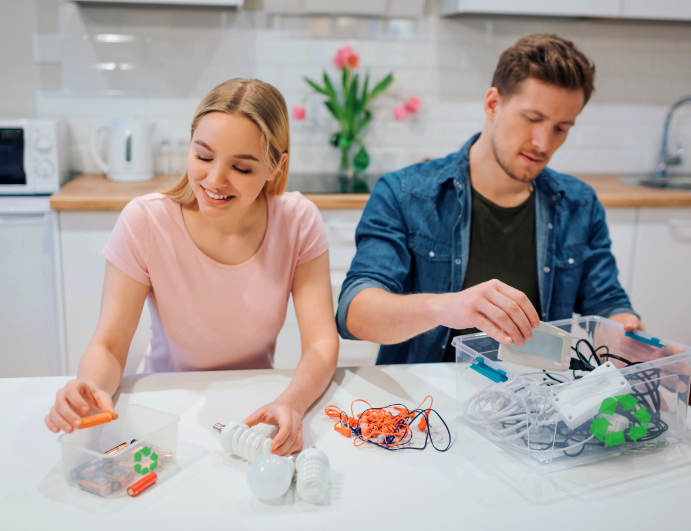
[44,379,118,434]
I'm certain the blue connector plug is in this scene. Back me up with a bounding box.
[625,330,663,348]
[469,357,508,383]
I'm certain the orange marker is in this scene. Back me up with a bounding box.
[80,412,113,429]
[127,471,158,497]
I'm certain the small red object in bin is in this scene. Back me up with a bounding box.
[80,412,113,429]
[127,471,158,497]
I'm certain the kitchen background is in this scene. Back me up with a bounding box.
[4,0,691,176]
[2,0,691,377]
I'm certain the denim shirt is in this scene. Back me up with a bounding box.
[336,134,637,365]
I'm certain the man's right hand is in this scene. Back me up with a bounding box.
[428,279,540,347]
[45,379,118,434]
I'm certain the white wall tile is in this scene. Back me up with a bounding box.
[18,8,691,176]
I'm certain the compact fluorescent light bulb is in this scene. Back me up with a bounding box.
[295,448,329,504]
[213,423,330,504]
[214,421,273,461]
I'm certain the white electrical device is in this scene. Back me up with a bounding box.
[498,321,572,371]
[551,361,632,430]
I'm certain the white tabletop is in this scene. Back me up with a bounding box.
[2,363,691,531]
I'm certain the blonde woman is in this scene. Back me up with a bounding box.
[45,79,339,455]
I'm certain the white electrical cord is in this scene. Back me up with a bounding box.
[464,378,594,454]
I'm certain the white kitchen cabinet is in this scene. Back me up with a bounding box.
[0,201,65,377]
[441,0,620,18]
[263,0,425,17]
[59,211,151,375]
[68,0,243,5]
[605,208,637,293]
[629,208,691,346]
[274,209,381,369]
[621,0,691,21]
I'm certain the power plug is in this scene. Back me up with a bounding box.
[551,361,631,430]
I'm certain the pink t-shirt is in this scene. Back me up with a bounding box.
[102,192,329,374]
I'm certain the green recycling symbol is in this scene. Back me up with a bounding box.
[589,394,652,447]
[133,446,158,475]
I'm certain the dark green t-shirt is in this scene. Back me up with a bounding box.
[442,188,541,361]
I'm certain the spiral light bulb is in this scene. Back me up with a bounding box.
[213,422,330,504]
[215,421,273,461]
[295,448,329,504]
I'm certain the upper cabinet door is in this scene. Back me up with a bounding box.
[621,0,691,21]
[441,0,620,18]
[264,0,425,16]
[70,0,243,5]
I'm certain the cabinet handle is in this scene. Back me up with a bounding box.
[667,218,691,227]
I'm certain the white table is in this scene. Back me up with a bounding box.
[3,364,691,530]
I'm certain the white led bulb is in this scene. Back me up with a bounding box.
[216,421,273,461]
[247,454,295,501]
[213,423,330,504]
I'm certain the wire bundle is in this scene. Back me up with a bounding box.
[465,338,672,459]
[325,396,451,452]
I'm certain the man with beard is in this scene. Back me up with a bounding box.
[337,33,641,364]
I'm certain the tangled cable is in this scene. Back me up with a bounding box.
[325,396,451,452]
[464,338,672,459]
[463,375,596,455]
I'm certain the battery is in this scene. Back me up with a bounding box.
[80,412,113,429]
[104,441,129,455]
[104,466,135,489]
[127,471,158,497]
[78,476,113,497]
[70,459,98,481]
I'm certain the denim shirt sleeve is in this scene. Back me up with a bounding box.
[575,198,638,319]
[336,176,410,340]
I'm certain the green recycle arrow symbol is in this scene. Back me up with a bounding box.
[589,394,650,446]
[133,446,159,475]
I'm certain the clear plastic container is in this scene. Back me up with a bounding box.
[454,316,691,473]
[59,404,179,497]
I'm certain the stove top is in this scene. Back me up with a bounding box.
[285,173,381,194]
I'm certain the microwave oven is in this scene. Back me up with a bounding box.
[0,119,69,195]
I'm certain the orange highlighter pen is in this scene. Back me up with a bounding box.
[80,412,113,429]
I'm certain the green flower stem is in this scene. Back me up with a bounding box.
[340,144,350,171]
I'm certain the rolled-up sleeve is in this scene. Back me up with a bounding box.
[336,175,411,340]
[576,199,638,319]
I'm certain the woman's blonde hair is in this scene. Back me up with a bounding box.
[160,78,290,205]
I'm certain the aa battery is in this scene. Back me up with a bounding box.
[127,471,158,497]
[78,476,113,497]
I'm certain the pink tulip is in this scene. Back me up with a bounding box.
[334,46,359,70]
[405,96,421,113]
[393,104,410,121]
[292,105,306,120]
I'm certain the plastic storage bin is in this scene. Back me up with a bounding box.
[59,404,179,497]
[454,316,691,473]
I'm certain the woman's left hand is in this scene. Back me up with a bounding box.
[243,400,304,456]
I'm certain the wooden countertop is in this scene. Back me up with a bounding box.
[50,173,691,211]
[49,174,370,211]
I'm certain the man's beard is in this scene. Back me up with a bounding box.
[490,134,544,184]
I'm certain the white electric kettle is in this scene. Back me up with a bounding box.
[90,117,154,182]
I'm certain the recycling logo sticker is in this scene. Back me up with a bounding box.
[133,446,158,475]
[589,394,652,447]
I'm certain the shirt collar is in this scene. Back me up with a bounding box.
[444,133,566,201]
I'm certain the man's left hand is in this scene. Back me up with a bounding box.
[609,312,644,332]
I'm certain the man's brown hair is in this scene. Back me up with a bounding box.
[491,33,596,105]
